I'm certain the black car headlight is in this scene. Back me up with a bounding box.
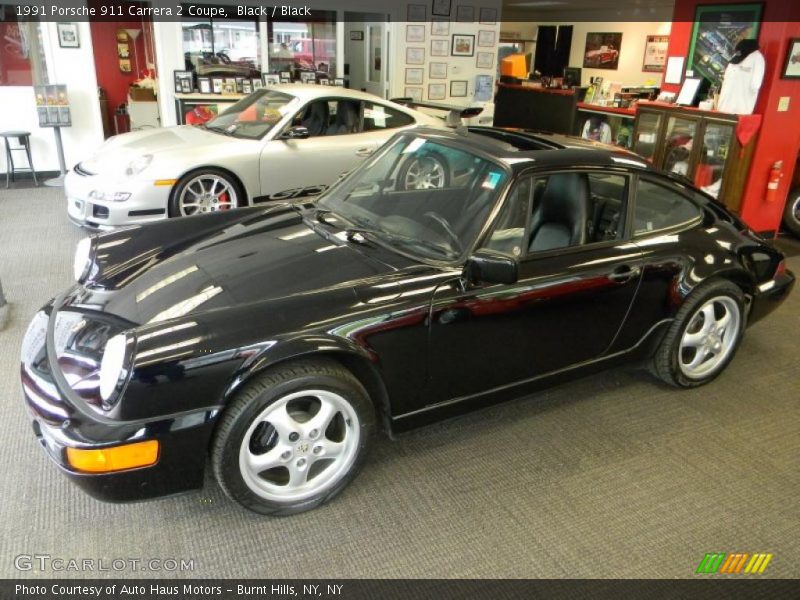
[73,237,94,283]
[98,333,134,405]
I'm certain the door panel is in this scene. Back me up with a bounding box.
[424,242,643,404]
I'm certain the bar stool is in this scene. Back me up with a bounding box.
[2,131,38,187]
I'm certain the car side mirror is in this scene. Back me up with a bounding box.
[280,126,310,140]
[463,249,518,286]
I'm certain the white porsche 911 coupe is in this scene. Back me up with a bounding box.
[65,85,443,229]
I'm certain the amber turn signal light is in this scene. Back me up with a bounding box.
[66,440,159,473]
[153,179,178,186]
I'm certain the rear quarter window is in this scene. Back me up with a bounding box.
[634,178,702,235]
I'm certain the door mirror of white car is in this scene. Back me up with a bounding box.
[463,249,518,286]
[280,126,310,140]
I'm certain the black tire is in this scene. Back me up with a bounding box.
[211,358,375,516]
[782,187,800,238]
[397,152,450,191]
[168,168,244,218]
[653,279,746,388]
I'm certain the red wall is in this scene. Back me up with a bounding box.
[663,0,800,233]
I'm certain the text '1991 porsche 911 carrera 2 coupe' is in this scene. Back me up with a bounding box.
[23,127,794,514]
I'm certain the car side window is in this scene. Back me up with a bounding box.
[292,100,363,137]
[483,177,532,257]
[524,172,628,254]
[362,103,415,132]
[634,178,703,236]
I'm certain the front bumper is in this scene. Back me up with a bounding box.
[21,301,217,502]
[749,268,795,324]
[65,169,171,230]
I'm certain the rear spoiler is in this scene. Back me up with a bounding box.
[391,98,483,127]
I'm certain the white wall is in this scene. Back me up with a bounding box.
[0,20,103,175]
[501,20,672,87]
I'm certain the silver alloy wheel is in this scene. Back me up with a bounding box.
[792,194,800,225]
[403,157,446,190]
[678,295,741,379]
[238,389,360,503]
[178,174,237,216]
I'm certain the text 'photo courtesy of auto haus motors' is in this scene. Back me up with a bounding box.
[21,85,795,515]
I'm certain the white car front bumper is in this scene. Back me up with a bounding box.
[64,166,173,230]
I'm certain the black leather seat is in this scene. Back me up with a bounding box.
[300,102,329,137]
[528,173,590,252]
[326,101,359,135]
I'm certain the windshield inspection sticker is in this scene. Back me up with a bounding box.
[482,171,502,190]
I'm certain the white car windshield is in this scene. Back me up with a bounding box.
[318,134,510,261]
[204,90,297,140]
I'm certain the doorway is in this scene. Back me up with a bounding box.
[344,12,388,97]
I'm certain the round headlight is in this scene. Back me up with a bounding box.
[125,154,153,177]
[99,334,129,402]
[73,237,92,282]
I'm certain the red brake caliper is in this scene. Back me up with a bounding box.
[219,191,230,210]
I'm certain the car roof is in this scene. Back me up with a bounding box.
[410,126,657,174]
[265,83,402,104]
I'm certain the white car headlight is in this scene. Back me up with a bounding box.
[125,154,153,177]
[99,334,130,402]
[73,237,92,282]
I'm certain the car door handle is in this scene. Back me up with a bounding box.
[356,147,375,157]
[609,265,641,283]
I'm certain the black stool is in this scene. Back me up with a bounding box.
[2,131,38,188]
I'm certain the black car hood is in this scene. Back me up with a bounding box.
[83,206,406,325]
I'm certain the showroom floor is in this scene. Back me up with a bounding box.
[0,186,797,579]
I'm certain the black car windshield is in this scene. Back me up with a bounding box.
[203,90,298,139]
[318,134,510,261]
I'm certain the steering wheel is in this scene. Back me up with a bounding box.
[423,212,463,255]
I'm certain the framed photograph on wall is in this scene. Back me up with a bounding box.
[450,80,468,97]
[407,4,426,21]
[583,32,623,70]
[429,62,447,79]
[428,82,446,100]
[643,35,670,72]
[479,7,497,24]
[431,18,450,37]
[476,51,494,69]
[57,23,80,48]
[456,5,474,22]
[431,39,449,56]
[407,25,426,43]
[405,87,423,102]
[452,34,475,56]
[406,47,425,65]
[782,38,800,79]
[432,0,451,16]
[686,3,763,88]
[405,68,424,84]
[478,30,496,47]
[350,30,364,41]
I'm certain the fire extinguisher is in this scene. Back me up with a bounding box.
[766,160,783,203]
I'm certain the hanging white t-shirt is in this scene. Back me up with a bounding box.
[717,50,765,115]
[581,120,612,144]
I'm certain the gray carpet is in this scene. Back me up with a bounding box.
[0,186,797,579]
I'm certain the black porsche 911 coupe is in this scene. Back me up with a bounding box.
[21,127,794,515]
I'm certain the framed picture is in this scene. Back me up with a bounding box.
[407,4,426,21]
[212,78,223,94]
[406,47,425,65]
[782,38,800,79]
[407,25,426,43]
[334,78,345,87]
[456,5,474,22]
[222,79,236,94]
[452,34,475,56]
[431,18,450,37]
[262,73,280,85]
[174,70,193,94]
[405,68,424,84]
[117,43,129,58]
[318,77,330,86]
[280,71,292,81]
[583,32,623,70]
[431,39,449,57]
[350,30,364,41]
[478,30,496,47]
[643,35,670,72]
[475,74,493,101]
[686,3,762,88]
[119,59,131,73]
[242,80,252,94]
[300,72,316,83]
[476,51,494,69]
[429,62,448,79]
[252,78,264,90]
[280,78,291,84]
[198,77,211,94]
[428,82,446,100]
[479,7,497,24]
[676,77,703,105]
[432,0,451,16]
[235,77,245,93]
[404,87,423,102]
[57,23,80,48]
[450,80,468,97]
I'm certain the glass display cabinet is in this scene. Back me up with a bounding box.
[632,102,756,213]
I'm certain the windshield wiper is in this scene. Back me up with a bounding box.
[344,227,450,258]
